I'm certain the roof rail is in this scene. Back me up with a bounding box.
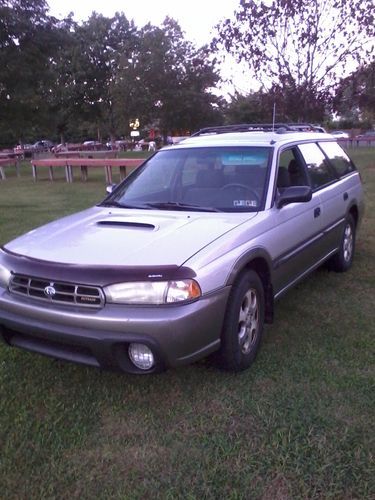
[191,123,325,136]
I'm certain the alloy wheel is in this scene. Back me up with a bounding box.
[343,223,353,262]
[238,288,259,354]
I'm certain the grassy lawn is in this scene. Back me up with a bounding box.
[0,149,374,498]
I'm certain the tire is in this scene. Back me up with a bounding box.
[330,213,356,272]
[216,270,265,371]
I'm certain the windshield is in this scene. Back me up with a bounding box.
[102,147,272,212]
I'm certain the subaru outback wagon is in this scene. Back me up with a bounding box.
[0,124,364,373]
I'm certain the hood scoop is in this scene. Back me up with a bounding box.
[97,220,156,230]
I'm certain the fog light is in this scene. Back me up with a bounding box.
[128,343,155,370]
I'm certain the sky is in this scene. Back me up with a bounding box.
[47,0,253,96]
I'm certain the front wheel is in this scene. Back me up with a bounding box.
[216,270,265,371]
[330,213,356,272]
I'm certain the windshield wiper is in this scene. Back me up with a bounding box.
[99,201,151,209]
[145,201,221,212]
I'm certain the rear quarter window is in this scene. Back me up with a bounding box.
[318,141,356,177]
[298,143,336,189]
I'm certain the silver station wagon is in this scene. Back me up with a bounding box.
[0,124,364,373]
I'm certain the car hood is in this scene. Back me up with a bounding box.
[4,206,257,267]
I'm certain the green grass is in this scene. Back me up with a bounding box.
[117,150,152,159]
[0,149,374,499]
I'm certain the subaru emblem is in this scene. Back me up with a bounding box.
[44,285,56,298]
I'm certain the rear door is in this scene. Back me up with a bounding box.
[316,141,360,249]
[298,142,346,257]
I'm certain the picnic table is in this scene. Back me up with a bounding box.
[0,158,18,180]
[31,159,70,182]
[66,158,142,182]
[55,150,118,159]
[30,158,144,183]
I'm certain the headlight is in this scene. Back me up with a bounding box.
[0,264,11,288]
[104,279,201,305]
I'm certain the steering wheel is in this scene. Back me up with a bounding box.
[220,183,260,205]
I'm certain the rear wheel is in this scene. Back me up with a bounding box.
[331,213,356,272]
[216,270,265,371]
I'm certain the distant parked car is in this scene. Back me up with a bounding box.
[33,140,54,152]
[13,141,54,156]
[331,131,350,139]
[82,141,105,151]
[52,143,66,154]
[356,130,375,141]
[52,143,83,154]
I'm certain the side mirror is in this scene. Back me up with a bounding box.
[276,186,312,208]
[106,184,117,194]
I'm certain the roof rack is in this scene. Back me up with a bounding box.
[191,123,326,136]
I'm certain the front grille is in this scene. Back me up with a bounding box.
[9,274,104,308]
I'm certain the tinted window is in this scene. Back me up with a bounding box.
[298,143,336,189]
[277,148,309,188]
[318,141,355,177]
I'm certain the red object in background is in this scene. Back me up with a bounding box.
[149,129,155,139]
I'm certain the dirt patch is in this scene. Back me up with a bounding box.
[261,474,291,500]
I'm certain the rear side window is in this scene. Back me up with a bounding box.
[318,141,356,177]
[298,143,336,189]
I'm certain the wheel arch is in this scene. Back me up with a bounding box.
[348,203,359,227]
[226,248,274,324]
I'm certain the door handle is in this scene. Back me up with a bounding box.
[343,192,348,201]
[314,207,321,218]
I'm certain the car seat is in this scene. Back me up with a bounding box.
[288,159,307,186]
[234,165,264,187]
[277,167,290,188]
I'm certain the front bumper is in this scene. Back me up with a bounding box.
[0,286,230,373]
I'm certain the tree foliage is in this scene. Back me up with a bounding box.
[223,92,270,123]
[214,0,375,121]
[65,12,137,141]
[223,87,329,124]
[0,0,63,141]
[0,1,222,146]
[334,61,375,122]
[129,19,223,135]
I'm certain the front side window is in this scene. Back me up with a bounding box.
[277,148,309,189]
[318,141,356,177]
[298,143,336,189]
[103,147,272,212]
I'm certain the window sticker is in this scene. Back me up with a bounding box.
[222,153,267,166]
[233,200,257,207]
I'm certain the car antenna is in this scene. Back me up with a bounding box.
[272,103,276,132]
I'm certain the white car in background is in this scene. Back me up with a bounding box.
[331,131,350,139]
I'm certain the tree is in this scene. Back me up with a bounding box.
[114,18,223,136]
[0,0,64,144]
[334,61,375,123]
[0,6,223,145]
[224,85,329,124]
[146,19,223,133]
[214,0,375,122]
[64,12,137,141]
[223,91,270,123]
